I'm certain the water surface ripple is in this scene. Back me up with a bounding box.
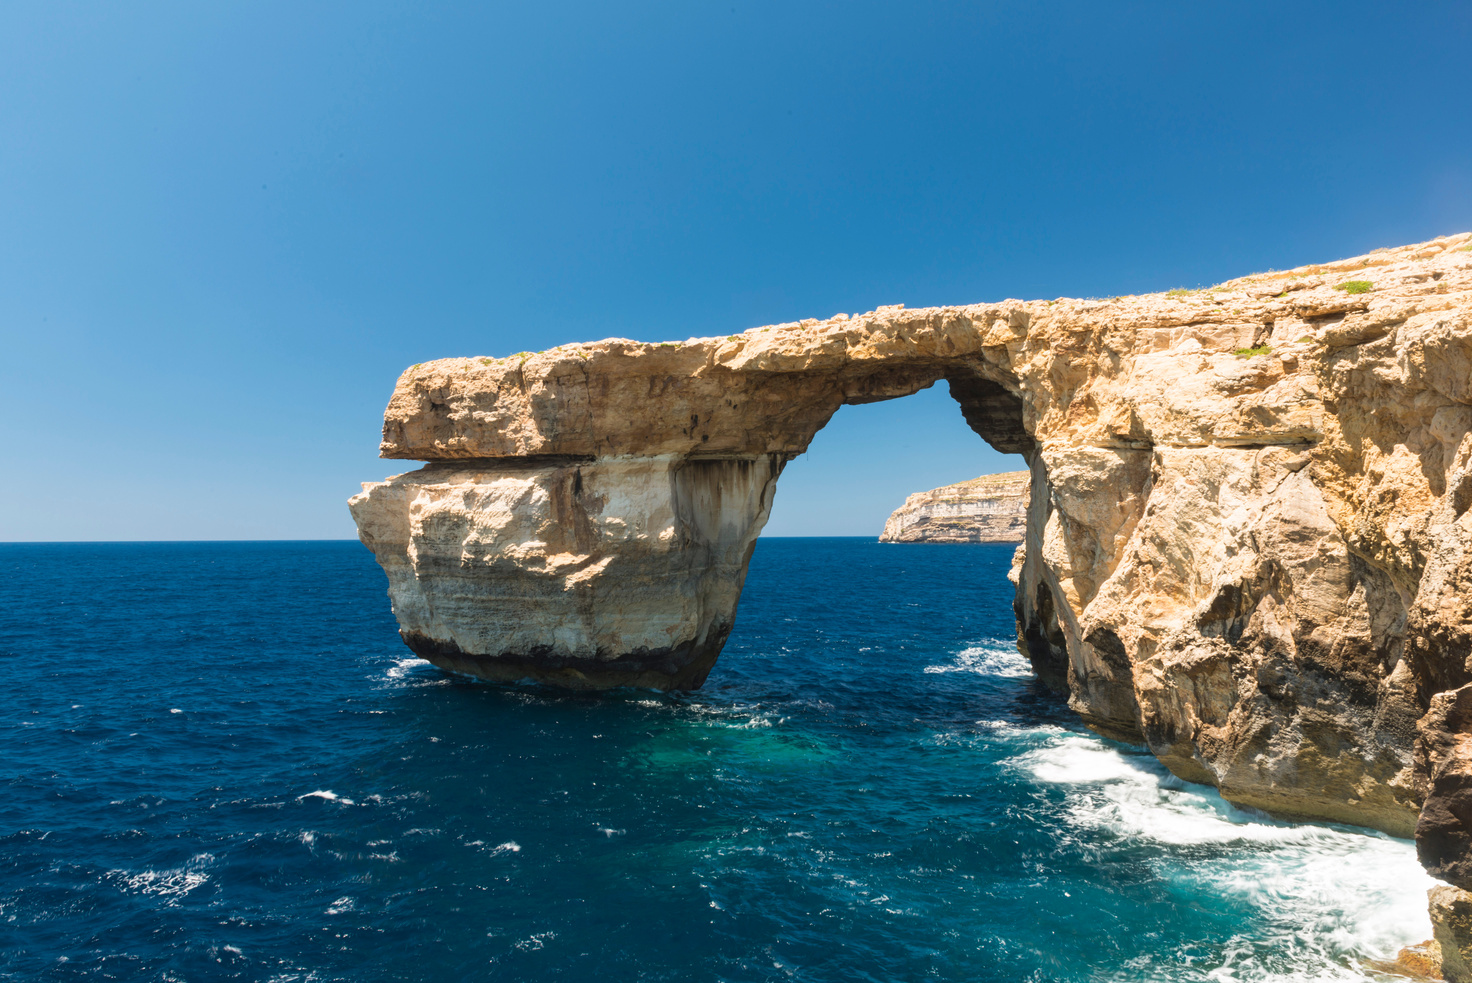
[0,539,1431,981]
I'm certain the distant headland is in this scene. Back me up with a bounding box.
[879,471,1028,543]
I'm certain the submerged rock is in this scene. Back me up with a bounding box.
[352,235,1472,897]
[879,472,1029,543]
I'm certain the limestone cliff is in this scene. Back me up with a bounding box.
[353,232,1472,951]
[880,472,1029,543]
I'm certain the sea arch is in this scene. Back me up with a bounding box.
[350,311,1047,695]
[353,238,1472,860]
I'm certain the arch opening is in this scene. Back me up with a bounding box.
[760,379,1026,538]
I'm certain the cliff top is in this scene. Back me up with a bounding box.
[897,471,1030,509]
[424,232,1472,363]
[380,232,1472,461]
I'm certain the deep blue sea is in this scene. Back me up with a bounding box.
[0,539,1434,982]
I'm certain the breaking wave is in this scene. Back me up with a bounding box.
[1011,732,1434,981]
[923,640,1034,677]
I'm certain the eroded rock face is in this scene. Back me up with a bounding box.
[353,235,1472,862]
[350,456,782,690]
[879,471,1029,543]
[1432,885,1472,983]
[1419,684,1472,883]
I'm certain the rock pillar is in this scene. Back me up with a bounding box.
[351,455,783,689]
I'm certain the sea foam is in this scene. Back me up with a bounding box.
[924,640,1033,677]
[1011,732,1434,981]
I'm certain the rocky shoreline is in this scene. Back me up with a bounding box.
[353,233,1472,976]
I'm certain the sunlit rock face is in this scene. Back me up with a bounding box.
[1432,885,1472,983]
[353,235,1472,860]
[879,471,1029,543]
[350,456,782,690]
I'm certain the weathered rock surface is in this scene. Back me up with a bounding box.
[879,471,1029,543]
[353,234,1472,898]
[352,457,777,689]
[1433,885,1472,982]
[1384,937,1444,980]
[1420,684,1472,884]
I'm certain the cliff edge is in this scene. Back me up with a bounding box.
[880,471,1029,543]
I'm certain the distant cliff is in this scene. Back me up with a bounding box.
[879,472,1029,542]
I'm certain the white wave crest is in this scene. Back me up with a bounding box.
[924,641,1033,678]
[108,853,213,901]
[296,790,355,806]
[383,657,422,681]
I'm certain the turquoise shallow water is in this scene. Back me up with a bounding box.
[0,538,1433,981]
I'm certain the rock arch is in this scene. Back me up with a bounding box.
[352,328,1039,692]
[352,236,1472,877]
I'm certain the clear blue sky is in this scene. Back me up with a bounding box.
[2,1,1469,540]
